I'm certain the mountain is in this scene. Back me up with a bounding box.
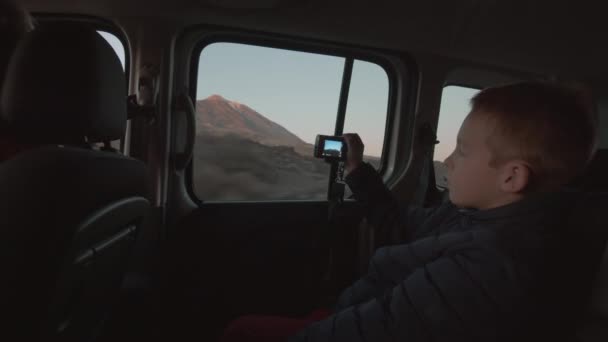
[192,94,383,200]
[192,134,330,201]
[196,95,313,155]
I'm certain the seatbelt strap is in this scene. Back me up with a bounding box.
[414,123,440,206]
[328,161,346,222]
[322,161,345,284]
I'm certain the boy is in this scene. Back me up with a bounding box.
[221,81,598,342]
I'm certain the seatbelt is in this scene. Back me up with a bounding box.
[127,95,156,122]
[322,58,353,293]
[414,123,440,207]
[322,161,346,287]
[328,161,346,222]
[126,64,159,161]
[101,71,158,154]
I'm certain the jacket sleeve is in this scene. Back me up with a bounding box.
[345,163,438,245]
[289,236,514,342]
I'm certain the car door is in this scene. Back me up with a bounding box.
[156,27,418,340]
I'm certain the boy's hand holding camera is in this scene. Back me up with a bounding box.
[342,133,365,174]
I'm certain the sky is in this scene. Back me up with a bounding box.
[99,36,478,160]
[98,31,126,71]
[197,43,389,157]
[324,140,343,152]
[435,86,480,161]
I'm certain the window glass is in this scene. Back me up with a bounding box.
[342,60,389,168]
[193,42,390,201]
[435,85,480,188]
[97,31,126,71]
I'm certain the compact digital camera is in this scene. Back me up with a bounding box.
[314,135,347,162]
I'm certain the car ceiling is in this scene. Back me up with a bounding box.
[21,0,608,80]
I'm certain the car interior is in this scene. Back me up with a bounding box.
[1,1,608,341]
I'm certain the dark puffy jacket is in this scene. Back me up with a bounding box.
[290,163,596,342]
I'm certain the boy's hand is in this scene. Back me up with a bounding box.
[343,133,364,174]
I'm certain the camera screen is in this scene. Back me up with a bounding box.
[322,139,343,158]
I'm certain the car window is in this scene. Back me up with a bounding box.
[435,85,480,189]
[192,42,391,201]
[342,60,389,169]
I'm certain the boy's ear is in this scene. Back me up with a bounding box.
[499,160,531,193]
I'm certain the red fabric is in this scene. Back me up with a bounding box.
[219,309,332,342]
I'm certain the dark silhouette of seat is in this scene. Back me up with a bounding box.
[0,23,150,342]
[572,149,608,342]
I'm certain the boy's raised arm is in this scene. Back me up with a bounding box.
[345,163,409,243]
[346,163,434,246]
[343,133,437,246]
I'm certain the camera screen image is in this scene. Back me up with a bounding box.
[322,139,343,158]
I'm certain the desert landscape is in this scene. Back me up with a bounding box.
[193,95,383,201]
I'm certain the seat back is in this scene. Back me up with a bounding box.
[49,197,149,341]
[573,149,608,342]
[577,247,608,342]
[0,146,150,342]
[572,150,608,193]
[0,23,150,342]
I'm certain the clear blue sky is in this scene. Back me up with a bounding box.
[100,36,477,160]
[325,140,343,152]
[197,43,389,157]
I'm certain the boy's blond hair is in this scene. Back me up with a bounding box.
[471,81,597,191]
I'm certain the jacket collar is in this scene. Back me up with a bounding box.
[458,189,576,222]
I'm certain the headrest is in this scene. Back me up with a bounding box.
[575,149,608,192]
[1,0,33,74]
[0,22,126,144]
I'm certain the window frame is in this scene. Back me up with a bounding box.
[185,32,400,203]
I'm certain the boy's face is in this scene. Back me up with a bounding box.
[444,112,513,209]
